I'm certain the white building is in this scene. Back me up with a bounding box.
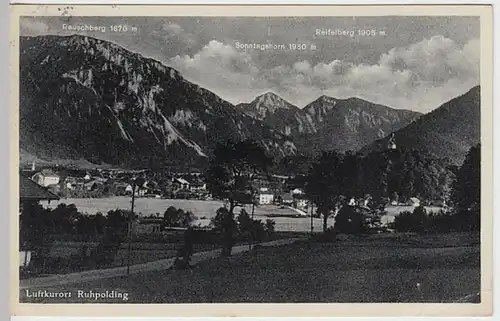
[295,198,308,208]
[190,183,207,192]
[32,169,60,187]
[259,193,274,205]
[407,197,420,207]
[173,178,190,190]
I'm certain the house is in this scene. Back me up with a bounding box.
[84,180,104,191]
[56,168,87,180]
[172,178,190,191]
[258,193,274,205]
[32,169,60,187]
[20,174,60,205]
[123,184,147,197]
[189,182,207,192]
[355,195,372,209]
[277,193,294,206]
[291,188,304,195]
[407,197,420,207]
[125,184,134,194]
[294,194,308,209]
[296,199,308,208]
[187,176,206,192]
[115,182,129,195]
[88,169,103,178]
[19,174,59,268]
[65,181,76,190]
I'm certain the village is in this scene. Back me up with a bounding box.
[20,161,307,207]
[20,160,440,215]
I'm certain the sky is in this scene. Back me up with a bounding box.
[20,16,480,113]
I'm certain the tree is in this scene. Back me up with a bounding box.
[163,206,180,226]
[339,151,364,199]
[205,139,273,256]
[181,211,196,227]
[265,219,276,235]
[237,209,253,238]
[94,209,129,267]
[305,151,344,233]
[174,226,195,269]
[361,151,389,201]
[210,207,238,252]
[451,144,480,231]
[334,205,365,234]
[162,206,195,228]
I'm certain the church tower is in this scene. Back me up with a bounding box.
[388,133,397,150]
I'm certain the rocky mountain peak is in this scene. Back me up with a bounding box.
[254,92,294,113]
[237,91,298,120]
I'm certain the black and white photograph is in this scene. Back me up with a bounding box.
[12,4,492,315]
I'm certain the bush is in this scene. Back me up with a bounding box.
[212,207,238,257]
[163,206,182,227]
[163,206,196,228]
[93,209,130,267]
[251,220,266,243]
[210,207,234,233]
[391,206,467,234]
[237,209,253,235]
[426,210,455,233]
[265,219,276,234]
[392,206,429,233]
[236,210,275,243]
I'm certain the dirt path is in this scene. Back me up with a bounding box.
[20,238,303,290]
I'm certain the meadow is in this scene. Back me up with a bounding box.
[21,232,480,303]
[41,197,443,232]
[41,197,331,232]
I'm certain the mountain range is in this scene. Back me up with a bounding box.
[238,93,421,153]
[19,34,480,169]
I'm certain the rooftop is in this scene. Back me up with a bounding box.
[19,175,60,202]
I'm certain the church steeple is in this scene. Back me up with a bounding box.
[388,133,397,150]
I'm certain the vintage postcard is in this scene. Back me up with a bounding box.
[10,4,493,317]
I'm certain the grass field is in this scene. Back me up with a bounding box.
[41,197,331,232]
[41,197,444,232]
[21,232,480,303]
[35,230,309,276]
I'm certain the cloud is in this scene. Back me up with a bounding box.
[168,35,479,112]
[20,19,50,36]
[169,40,267,102]
[150,22,198,53]
[161,23,197,47]
[379,35,479,84]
